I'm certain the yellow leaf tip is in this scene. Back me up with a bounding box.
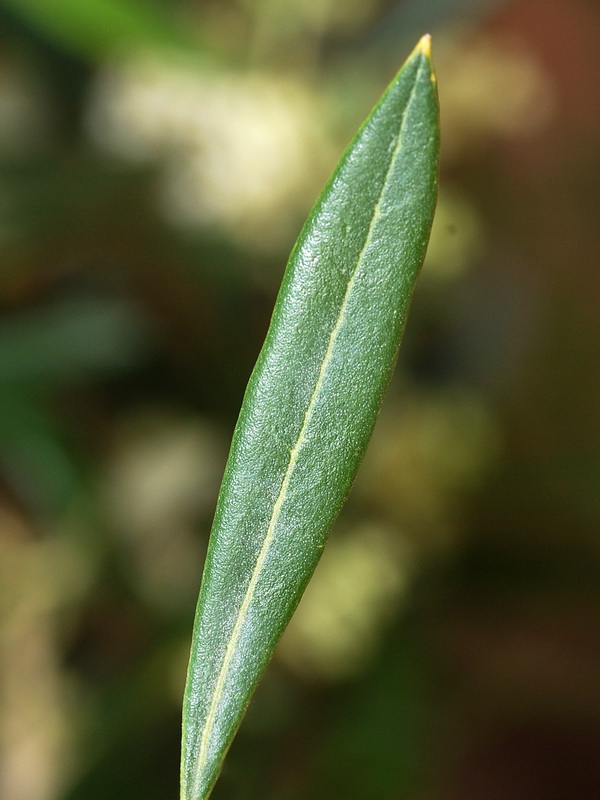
[416,33,432,59]
[412,34,436,85]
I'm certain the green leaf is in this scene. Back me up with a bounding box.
[181,35,439,800]
[2,0,199,60]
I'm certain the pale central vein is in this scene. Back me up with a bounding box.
[191,61,423,799]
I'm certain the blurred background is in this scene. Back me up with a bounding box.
[0,1,599,798]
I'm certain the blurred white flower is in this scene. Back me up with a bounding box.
[86,56,333,250]
[277,524,413,680]
[436,30,557,158]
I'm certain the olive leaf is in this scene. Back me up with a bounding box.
[181,35,439,800]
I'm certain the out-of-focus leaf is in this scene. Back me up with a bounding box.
[181,35,439,800]
[0,297,152,384]
[1,0,200,60]
[0,390,78,511]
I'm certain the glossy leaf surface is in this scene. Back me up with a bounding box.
[182,35,439,800]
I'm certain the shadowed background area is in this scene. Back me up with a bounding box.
[0,1,598,799]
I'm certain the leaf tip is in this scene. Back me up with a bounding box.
[416,33,432,59]
[412,34,437,85]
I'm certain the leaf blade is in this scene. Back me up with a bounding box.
[182,35,439,800]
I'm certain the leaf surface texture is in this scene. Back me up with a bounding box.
[181,35,439,800]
